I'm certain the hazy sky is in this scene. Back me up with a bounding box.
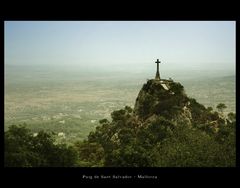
[4,21,235,72]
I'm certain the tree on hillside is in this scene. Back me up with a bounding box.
[74,141,104,167]
[4,125,78,167]
[207,107,213,112]
[216,103,227,114]
[227,112,236,122]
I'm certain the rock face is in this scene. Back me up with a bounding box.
[134,79,192,126]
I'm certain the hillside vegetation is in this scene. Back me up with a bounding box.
[4,79,236,167]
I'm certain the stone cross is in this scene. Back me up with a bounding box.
[155,59,161,80]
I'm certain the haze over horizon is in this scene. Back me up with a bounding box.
[5,21,235,75]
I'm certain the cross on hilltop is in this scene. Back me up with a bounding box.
[155,59,161,80]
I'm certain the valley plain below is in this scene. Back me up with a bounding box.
[4,65,236,144]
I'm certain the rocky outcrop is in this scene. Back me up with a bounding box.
[134,79,192,126]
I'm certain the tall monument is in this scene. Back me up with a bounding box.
[155,59,161,80]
